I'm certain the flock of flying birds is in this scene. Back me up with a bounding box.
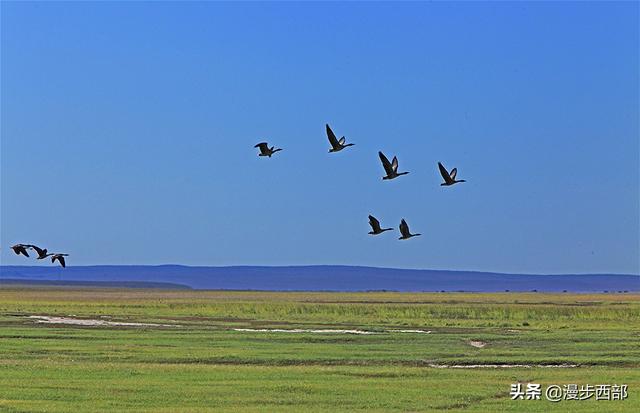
[9,123,465,269]
[9,244,68,267]
[255,123,466,241]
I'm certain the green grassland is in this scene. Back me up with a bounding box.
[0,288,638,412]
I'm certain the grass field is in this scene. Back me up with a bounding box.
[0,288,638,412]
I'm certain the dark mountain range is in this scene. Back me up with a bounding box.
[1,265,637,292]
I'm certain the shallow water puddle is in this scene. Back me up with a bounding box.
[233,328,378,335]
[389,329,432,334]
[232,328,432,335]
[428,363,579,369]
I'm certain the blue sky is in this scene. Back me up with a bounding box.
[1,1,638,274]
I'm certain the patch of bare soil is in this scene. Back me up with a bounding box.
[28,315,179,327]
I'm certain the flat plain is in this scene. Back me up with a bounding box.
[0,288,638,412]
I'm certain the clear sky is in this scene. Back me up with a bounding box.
[1,1,638,274]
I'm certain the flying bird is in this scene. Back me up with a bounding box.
[398,219,421,240]
[326,124,354,152]
[51,253,69,268]
[254,142,282,157]
[30,245,51,260]
[438,162,466,186]
[368,215,393,235]
[379,151,409,180]
[10,244,31,257]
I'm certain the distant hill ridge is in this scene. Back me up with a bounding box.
[1,265,637,292]
[0,278,191,289]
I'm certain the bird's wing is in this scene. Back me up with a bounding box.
[254,142,269,153]
[326,124,339,148]
[368,215,381,231]
[338,137,346,145]
[399,219,409,237]
[391,156,399,172]
[378,152,393,175]
[450,168,457,180]
[20,248,29,257]
[30,245,44,255]
[52,255,66,267]
[438,162,452,183]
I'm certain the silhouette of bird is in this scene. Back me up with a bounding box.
[30,245,52,260]
[326,124,354,152]
[379,151,409,180]
[254,142,282,157]
[11,244,31,257]
[368,215,393,235]
[438,162,466,186]
[51,253,69,268]
[398,219,421,240]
